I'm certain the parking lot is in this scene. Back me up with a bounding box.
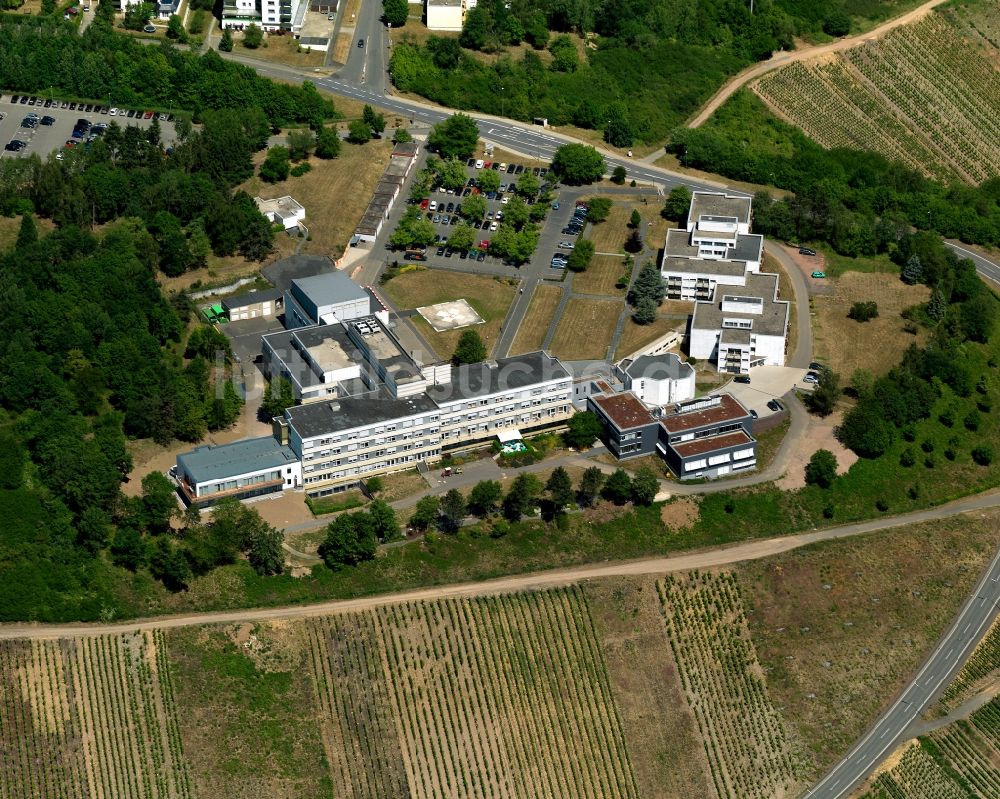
[1,94,177,160]
[400,158,576,270]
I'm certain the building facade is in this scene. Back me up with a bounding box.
[616,353,696,406]
[657,394,757,479]
[587,389,659,460]
[223,288,283,322]
[176,436,302,506]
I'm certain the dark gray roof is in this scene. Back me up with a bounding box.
[661,255,747,277]
[624,353,694,382]
[720,327,752,345]
[425,352,570,403]
[664,228,699,258]
[727,234,764,263]
[222,287,282,311]
[689,192,752,225]
[177,436,297,484]
[286,394,439,439]
[292,271,368,309]
[263,255,335,292]
[263,324,363,390]
[691,273,789,337]
[299,36,329,45]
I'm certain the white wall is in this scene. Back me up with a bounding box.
[632,372,695,406]
[426,3,463,31]
[689,327,718,362]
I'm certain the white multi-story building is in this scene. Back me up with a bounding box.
[689,273,790,373]
[615,353,696,406]
[284,271,373,329]
[222,0,305,31]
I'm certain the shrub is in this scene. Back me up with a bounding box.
[939,409,955,427]
[921,440,934,453]
[822,504,834,519]
[848,301,879,322]
[964,410,981,431]
[899,448,916,467]
[290,162,312,177]
[875,499,888,512]
[972,446,994,466]
[805,449,838,487]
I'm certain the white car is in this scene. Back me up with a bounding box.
[500,196,509,205]
[109,107,119,116]
[803,373,819,384]
[475,159,484,169]
[429,200,438,211]
[489,221,499,231]
[559,241,575,249]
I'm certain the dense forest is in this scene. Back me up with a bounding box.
[390,0,913,144]
[668,90,1000,251]
[0,15,344,620]
[0,14,333,126]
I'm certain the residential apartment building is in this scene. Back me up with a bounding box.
[689,273,790,373]
[222,0,305,31]
[426,0,466,30]
[657,393,757,479]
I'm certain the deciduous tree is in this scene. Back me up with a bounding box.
[564,411,602,449]
[453,329,487,364]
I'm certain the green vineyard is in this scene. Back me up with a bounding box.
[753,16,1000,184]
[657,572,802,799]
[0,633,194,799]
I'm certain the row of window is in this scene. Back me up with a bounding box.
[304,440,435,472]
[201,469,282,497]
[304,451,438,485]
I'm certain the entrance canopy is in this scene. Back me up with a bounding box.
[497,429,523,444]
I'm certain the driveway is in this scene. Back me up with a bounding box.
[724,366,811,417]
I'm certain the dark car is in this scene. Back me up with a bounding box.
[466,158,475,167]
[749,409,758,419]
[450,215,459,225]
[403,252,426,261]
[444,248,454,258]
[514,164,523,174]
[40,116,56,126]
[561,227,577,235]
[462,188,471,197]
[809,361,828,372]
[767,399,783,412]
[4,140,25,152]
[506,164,516,173]
[532,167,541,176]
[436,246,445,256]
[18,96,28,104]
[459,250,468,260]
[491,162,500,170]
[734,375,751,384]
[476,251,486,262]
[9,95,18,103]
[445,202,454,212]
[357,38,364,47]
[799,247,817,256]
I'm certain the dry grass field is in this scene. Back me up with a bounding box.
[586,203,637,255]
[0,214,55,252]
[573,255,629,297]
[736,509,1000,776]
[548,297,620,361]
[509,284,563,355]
[811,271,930,377]
[615,316,681,360]
[382,270,517,360]
[238,34,326,68]
[241,138,394,261]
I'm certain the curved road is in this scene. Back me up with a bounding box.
[686,0,949,128]
[1,489,998,641]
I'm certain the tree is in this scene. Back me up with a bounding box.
[662,185,692,221]
[566,239,595,272]
[393,127,413,143]
[148,537,191,592]
[565,411,603,449]
[602,469,632,505]
[362,104,386,136]
[927,289,947,321]
[623,229,643,254]
[629,209,642,229]
[631,467,659,505]
[476,168,501,194]
[604,115,633,148]
[428,113,479,159]
[185,324,230,360]
[123,2,153,30]
[577,467,604,507]
[318,512,377,569]
[586,198,613,223]
[550,144,605,185]
[243,23,264,49]
[546,467,575,512]
[453,329,487,364]
[628,261,666,306]
[439,489,466,533]
[260,146,291,182]
[287,129,315,161]
[514,172,540,198]
[503,473,541,521]
[315,126,341,159]
[549,35,579,72]
[366,476,384,494]
[260,376,295,420]
[524,11,549,49]
[804,449,838,488]
[468,480,502,517]
[219,28,234,52]
[16,214,37,249]
[902,254,923,285]
[447,223,476,252]
[383,0,408,27]
[368,499,398,541]
[347,119,372,144]
[141,471,177,535]
[804,369,840,416]
[166,14,187,41]
[823,10,851,37]
[611,165,627,185]
[461,192,487,221]
[836,402,895,458]
[502,198,530,229]
[972,446,994,466]
[848,301,879,322]
[111,525,147,571]
[633,296,658,325]
[439,157,469,191]
[961,294,997,343]
[410,495,440,531]
[246,523,284,575]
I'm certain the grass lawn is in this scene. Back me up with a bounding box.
[394,16,458,48]
[0,215,54,252]
[812,271,930,377]
[548,297,620,361]
[381,270,517,360]
[585,202,637,254]
[479,144,549,170]
[754,417,790,471]
[615,315,681,359]
[572,254,629,297]
[238,34,326,68]
[510,284,562,355]
[240,138,394,261]
[305,490,366,516]
[736,510,1000,776]
[373,468,428,503]
[820,249,899,278]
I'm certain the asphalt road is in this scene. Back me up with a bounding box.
[804,540,1000,798]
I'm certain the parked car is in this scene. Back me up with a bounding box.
[506,163,516,173]
[767,399,783,412]
[489,221,499,231]
[514,164,523,174]
[476,250,486,262]
[445,202,454,212]
[551,201,560,210]
[40,116,55,126]
[436,247,445,256]
[734,374,751,384]
[428,200,438,211]
[558,241,575,249]
[459,250,468,260]
[809,361,827,372]
[475,159,484,169]
[803,373,819,384]
[4,140,26,152]
[749,409,759,419]
[419,199,430,210]
[811,271,826,278]
[432,214,441,223]
[799,247,817,256]
[403,252,426,261]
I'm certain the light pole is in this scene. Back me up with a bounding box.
[500,85,504,119]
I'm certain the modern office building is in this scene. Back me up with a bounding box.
[615,353,696,406]
[587,387,659,460]
[284,271,373,329]
[657,393,757,479]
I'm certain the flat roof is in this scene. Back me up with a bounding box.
[624,353,694,382]
[255,195,304,218]
[720,327,752,345]
[286,393,439,439]
[263,255,335,292]
[393,141,420,157]
[425,351,570,403]
[661,255,747,278]
[177,436,297,484]
[660,393,751,433]
[691,273,789,337]
[292,271,368,309]
[591,392,655,431]
[672,429,753,458]
[264,324,363,389]
[222,287,283,311]
[689,192,752,225]
[351,317,424,382]
[727,233,764,263]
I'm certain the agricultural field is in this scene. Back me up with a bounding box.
[0,632,194,799]
[753,14,1000,184]
[657,572,804,799]
[939,618,1000,711]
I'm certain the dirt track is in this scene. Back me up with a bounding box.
[686,0,949,128]
[3,489,999,641]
